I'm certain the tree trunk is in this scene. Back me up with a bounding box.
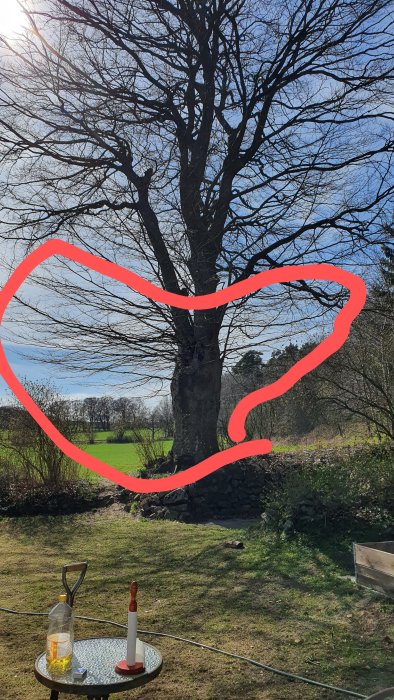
[171,314,222,468]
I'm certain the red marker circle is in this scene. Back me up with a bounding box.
[0,239,366,493]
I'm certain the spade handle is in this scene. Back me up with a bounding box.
[62,561,88,608]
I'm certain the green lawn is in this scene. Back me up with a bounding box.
[80,438,173,473]
[0,512,393,700]
[76,428,166,443]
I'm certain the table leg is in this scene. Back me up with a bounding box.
[50,691,59,700]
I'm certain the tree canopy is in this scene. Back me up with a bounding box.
[1,0,393,463]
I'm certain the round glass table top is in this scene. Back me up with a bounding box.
[35,637,162,695]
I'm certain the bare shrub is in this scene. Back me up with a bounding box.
[1,381,79,488]
[132,429,166,471]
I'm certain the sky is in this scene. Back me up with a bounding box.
[0,259,344,408]
[0,342,127,403]
[0,235,168,405]
[0,343,164,406]
[0,255,165,406]
[0,233,366,407]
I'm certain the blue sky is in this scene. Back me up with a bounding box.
[0,238,166,405]
[0,344,165,407]
[0,341,133,403]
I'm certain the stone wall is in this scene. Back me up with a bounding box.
[0,482,115,517]
[122,455,292,522]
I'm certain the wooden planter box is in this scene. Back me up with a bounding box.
[354,541,394,598]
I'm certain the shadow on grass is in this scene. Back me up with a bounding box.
[299,521,394,571]
[1,514,393,699]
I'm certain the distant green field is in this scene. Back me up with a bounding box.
[76,428,163,443]
[80,437,173,475]
[0,430,173,480]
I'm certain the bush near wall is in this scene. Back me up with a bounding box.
[261,444,394,534]
[126,445,394,526]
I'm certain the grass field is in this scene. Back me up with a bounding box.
[80,438,173,473]
[0,511,393,700]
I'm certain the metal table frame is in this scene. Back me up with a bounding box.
[34,637,162,699]
[48,694,109,700]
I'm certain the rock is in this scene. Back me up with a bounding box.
[178,513,191,523]
[163,488,188,506]
[117,454,301,522]
[163,508,175,520]
[116,489,132,504]
[224,541,244,549]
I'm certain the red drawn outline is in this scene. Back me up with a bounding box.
[0,239,366,493]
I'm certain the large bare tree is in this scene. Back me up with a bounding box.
[0,0,393,467]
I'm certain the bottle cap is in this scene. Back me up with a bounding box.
[58,594,67,603]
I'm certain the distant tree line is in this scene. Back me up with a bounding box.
[0,394,174,443]
[66,396,174,444]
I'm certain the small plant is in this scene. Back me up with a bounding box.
[129,500,140,516]
[218,433,232,450]
[85,427,96,445]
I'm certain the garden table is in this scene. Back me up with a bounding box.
[34,637,162,699]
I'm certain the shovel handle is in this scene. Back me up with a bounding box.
[62,561,88,608]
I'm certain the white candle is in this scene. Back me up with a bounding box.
[126,611,137,666]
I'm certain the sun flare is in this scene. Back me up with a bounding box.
[0,0,27,38]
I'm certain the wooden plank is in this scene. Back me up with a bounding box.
[354,544,394,578]
[358,541,394,554]
[355,564,394,598]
